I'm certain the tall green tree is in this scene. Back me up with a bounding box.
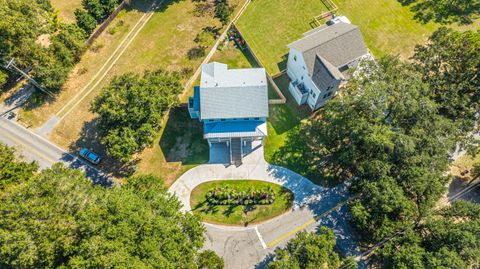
[0,144,38,190]
[273,57,455,241]
[91,69,183,162]
[0,0,87,93]
[75,8,97,36]
[413,28,480,141]
[82,0,120,22]
[0,160,223,268]
[377,200,480,268]
[215,1,232,25]
[267,227,354,269]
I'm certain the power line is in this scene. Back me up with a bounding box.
[1,57,55,98]
[343,179,480,268]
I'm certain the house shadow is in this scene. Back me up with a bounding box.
[276,54,288,73]
[159,105,209,165]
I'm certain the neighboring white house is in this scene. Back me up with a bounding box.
[286,19,370,111]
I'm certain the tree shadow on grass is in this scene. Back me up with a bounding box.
[195,200,219,214]
[398,0,480,25]
[159,105,209,165]
[70,118,138,178]
[223,205,238,217]
[125,0,184,13]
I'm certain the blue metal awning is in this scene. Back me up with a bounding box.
[203,120,267,139]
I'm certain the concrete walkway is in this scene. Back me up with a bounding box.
[169,145,361,268]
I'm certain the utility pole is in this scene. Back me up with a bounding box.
[2,58,55,98]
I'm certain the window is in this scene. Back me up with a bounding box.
[301,76,304,80]
[221,119,226,121]
[254,117,259,120]
[323,94,328,99]
[312,93,316,98]
[309,89,313,95]
[293,55,297,61]
[244,118,249,120]
[327,86,333,91]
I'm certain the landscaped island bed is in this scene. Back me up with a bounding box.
[190,180,293,225]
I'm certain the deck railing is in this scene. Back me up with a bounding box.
[313,0,339,26]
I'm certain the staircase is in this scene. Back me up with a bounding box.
[231,138,242,166]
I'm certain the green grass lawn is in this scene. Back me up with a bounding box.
[236,0,329,75]
[265,75,310,162]
[335,0,438,59]
[210,42,259,68]
[236,0,479,75]
[190,180,293,225]
[51,0,83,23]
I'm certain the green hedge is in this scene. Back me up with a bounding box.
[205,186,276,205]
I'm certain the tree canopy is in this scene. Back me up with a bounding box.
[267,227,355,269]
[0,0,86,93]
[0,144,38,190]
[274,57,454,241]
[0,144,222,268]
[400,0,480,24]
[413,28,480,142]
[271,28,480,267]
[377,200,480,268]
[91,69,183,162]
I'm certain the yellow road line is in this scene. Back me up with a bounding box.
[266,195,360,248]
[266,218,316,248]
[0,125,58,164]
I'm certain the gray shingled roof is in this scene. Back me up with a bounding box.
[200,86,268,120]
[288,22,368,73]
[311,56,345,90]
[199,62,268,120]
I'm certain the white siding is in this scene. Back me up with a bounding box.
[286,48,321,108]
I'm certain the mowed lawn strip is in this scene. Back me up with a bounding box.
[190,180,294,226]
[236,0,329,75]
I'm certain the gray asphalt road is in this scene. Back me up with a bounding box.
[0,117,111,185]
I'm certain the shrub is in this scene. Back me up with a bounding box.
[205,186,276,206]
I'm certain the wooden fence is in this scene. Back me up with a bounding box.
[313,0,338,26]
[86,0,128,46]
[231,24,286,105]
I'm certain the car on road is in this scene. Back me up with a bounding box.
[79,148,101,164]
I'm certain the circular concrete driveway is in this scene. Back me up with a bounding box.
[169,155,355,269]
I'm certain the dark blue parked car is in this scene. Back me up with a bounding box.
[79,148,101,165]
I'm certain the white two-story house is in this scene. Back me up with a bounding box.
[286,19,370,111]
